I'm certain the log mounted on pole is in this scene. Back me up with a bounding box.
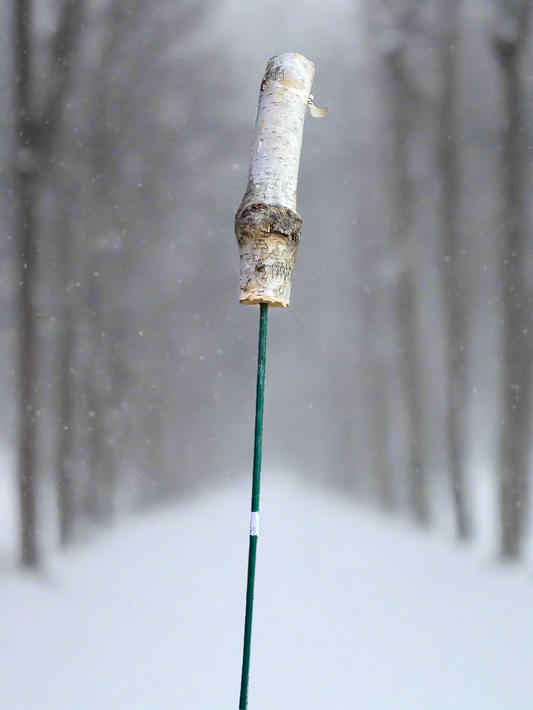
[235,52,326,308]
[236,52,326,709]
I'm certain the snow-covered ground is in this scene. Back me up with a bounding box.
[2,473,533,710]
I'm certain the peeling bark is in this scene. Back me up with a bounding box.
[235,53,315,307]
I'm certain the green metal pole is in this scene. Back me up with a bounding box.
[239,303,269,709]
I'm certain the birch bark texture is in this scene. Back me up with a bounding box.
[235,53,315,307]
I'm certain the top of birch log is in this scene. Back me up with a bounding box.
[235,53,317,307]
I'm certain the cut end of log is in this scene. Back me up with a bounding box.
[239,294,289,308]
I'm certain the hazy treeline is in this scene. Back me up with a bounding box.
[1,0,532,567]
[357,0,533,560]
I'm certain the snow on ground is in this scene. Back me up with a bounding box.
[2,473,533,710]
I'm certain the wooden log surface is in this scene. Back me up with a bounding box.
[235,53,316,307]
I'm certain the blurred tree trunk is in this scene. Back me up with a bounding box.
[57,304,75,544]
[14,167,39,566]
[369,348,394,510]
[383,40,429,525]
[492,0,532,559]
[83,258,116,523]
[56,202,76,546]
[360,254,395,510]
[437,0,471,540]
[13,0,84,566]
[85,381,110,520]
[13,0,39,568]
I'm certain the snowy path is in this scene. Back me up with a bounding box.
[2,474,533,709]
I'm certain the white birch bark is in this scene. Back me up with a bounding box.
[235,53,315,307]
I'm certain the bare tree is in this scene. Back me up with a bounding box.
[13,0,84,567]
[13,0,38,568]
[377,0,429,524]
[367,286,395,510]
[491,0,533,558]
[437,0,471,540]
[56,197,77,545]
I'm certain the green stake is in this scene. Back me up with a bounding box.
[239,303,268,710]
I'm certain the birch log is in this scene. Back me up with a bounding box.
[235,53,315,307]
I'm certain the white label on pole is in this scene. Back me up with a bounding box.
[250,512,260,537]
